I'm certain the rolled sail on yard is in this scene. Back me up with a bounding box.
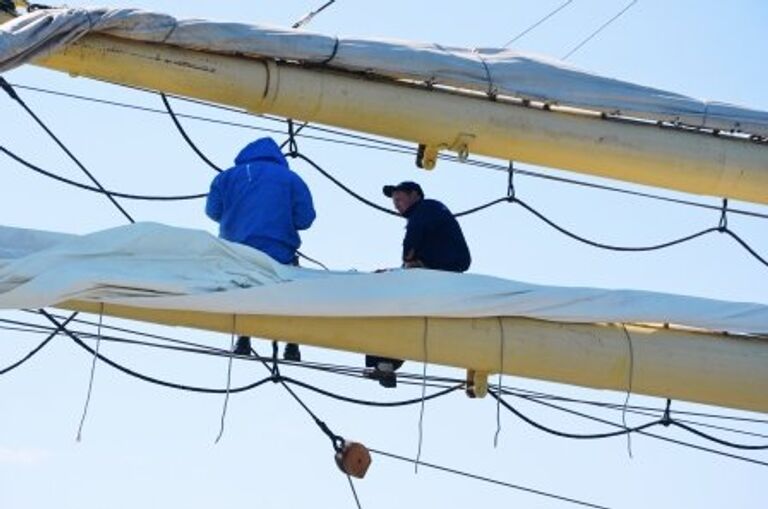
[1,223,767,413]
[2,7,767,136]
[2,6,768,204]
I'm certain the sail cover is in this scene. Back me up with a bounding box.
[0,222,766,335]
[1,6,768,137]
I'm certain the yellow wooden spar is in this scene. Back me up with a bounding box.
[8,24,768,205]
[62,300,768,414]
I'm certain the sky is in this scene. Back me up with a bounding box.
[0,1,766,508]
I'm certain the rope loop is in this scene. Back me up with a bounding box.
[314,417,345,451]
[661,398,673,427]
[332,434,346,453]
[506,161,516,202]
[270,340,281,378]
[718,198,729,231]
[287,118,299,158]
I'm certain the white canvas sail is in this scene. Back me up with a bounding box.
[1,222,766,335]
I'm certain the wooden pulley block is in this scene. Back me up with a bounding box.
[335,441,372,479]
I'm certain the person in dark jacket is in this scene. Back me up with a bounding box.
[366,181,471,387]
[386,181,471,272]
[206,137,316,360]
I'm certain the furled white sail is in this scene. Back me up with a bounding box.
[0,222,766,335]
[2,6,767,137]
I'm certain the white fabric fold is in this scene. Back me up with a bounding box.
[2,7,767,136]
[0,223,766,335]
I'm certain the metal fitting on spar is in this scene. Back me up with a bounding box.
[416,133,476,170]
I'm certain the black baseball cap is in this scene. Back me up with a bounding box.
[383,181,423,198]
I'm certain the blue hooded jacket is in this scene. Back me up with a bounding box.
[205,138,316,264]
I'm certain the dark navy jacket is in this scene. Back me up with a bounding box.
[205,138,316,263]
[402,199,471,272]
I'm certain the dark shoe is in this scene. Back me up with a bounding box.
[283,342,301,362]
[233,336,252,356]
[364,358,401,389]
[365,355,404,371]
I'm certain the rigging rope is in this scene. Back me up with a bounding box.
[369,448,612,509]
[12,314,765,440]
[160,92,223,173]
[8,81,768,220]
[500,389,768,467]
[4,310,766,462]
[290,151,768,268]
[502,0,574,47]
[75,305,103,441]
[562,0,639,60]
[0,312,77,375]
[0,146,207,201]
[0,77,136,223]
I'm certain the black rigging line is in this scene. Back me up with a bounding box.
[491,390,768,450]
[0,146,207,201]
[247,322,605,509]
[21,310,225,352]
[8,311,768,454]
[368,448,611,509]
[282,375,462,408]
[514,197,722,251]
[491,390,662,439]
[290,152,399,216]
[0,313,77,375]
[502,0,574,47]
[160,92,223,173]
[667,419,768,451]
[23,310,387,380]
[8,81,768,221]
[505,390,768,468]
[292,0,337,29]
[43,310,273,394]
[8,314,767,436]
[292,152,768,268]
[550,399,768,441]
[10,312,768,441]
[32,311,460,408]
[0,77,135,223]
[501,384,768,425]
[500,387,768,438]
[721,228,768,267]
[562,0,639,60]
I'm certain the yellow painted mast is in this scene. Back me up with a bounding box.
[1,14,764,205]
[63,300,768,414]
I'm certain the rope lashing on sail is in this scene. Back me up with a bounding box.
[214,315,237,444]
[320,37,340,66]
[76,303,104,442]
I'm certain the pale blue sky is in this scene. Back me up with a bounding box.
[0,1,766,508]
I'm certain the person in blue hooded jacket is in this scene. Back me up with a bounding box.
[206,137,316,359]
[206,137,316,264]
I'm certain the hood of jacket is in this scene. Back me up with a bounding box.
[234,137,288,167]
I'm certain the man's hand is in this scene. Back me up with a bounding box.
[403,259,425,269]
